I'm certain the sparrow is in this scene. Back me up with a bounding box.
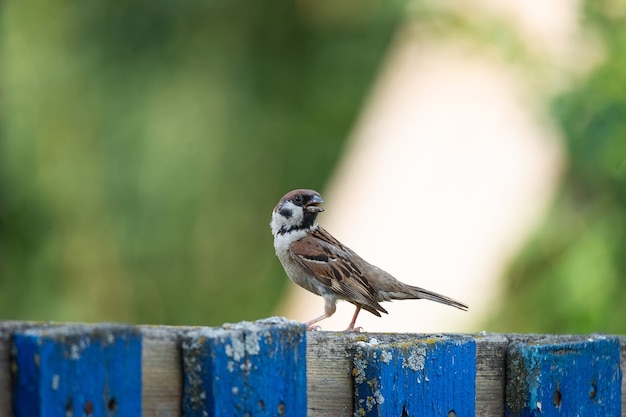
[270,189,468,331]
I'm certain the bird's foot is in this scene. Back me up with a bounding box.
[344,326,363,332]
[306,324,323,331]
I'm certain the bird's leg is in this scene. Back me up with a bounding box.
[305,295,337,331]
[344,306,363,332]
[305,314,328,331]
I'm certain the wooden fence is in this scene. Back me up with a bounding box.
[0,318,624,416]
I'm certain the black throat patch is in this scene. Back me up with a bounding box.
[278,211,318,235]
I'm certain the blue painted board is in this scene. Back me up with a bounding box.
[12,325,142,417]
[1,321,42,417]
[353,335,476,417]
[506,335,621,417]
[182,317,306,417]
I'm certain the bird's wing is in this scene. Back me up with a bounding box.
[289,227,387,316]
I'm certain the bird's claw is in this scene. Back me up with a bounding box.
[306,325,322,331]
[344,326,364,332]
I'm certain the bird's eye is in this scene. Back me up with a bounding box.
[293,195,303,205]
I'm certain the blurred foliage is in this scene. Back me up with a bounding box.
[488,0,626,333]
[0,0,406,324]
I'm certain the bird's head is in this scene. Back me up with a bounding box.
[270,189,324,236]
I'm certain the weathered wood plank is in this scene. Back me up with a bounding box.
[181,318,306,417]
[0,321,52,417]
[1,322,23,417]
[306,332,369,417]
[352,335,476,417]
[506,335,622,416]
[12,324,142,417]
[141,325,193,417]
[474,333,509,416]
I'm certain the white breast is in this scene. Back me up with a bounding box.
[272,228,308,254]
[273,229,324,296]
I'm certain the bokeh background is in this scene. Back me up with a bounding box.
[1,0,624,334]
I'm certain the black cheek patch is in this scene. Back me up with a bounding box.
[279,207,293,218]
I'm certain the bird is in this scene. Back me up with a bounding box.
[270,188,468,331]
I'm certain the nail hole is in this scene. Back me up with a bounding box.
[258,400,264,410]
[589,383,597,400]
[108,397,117,412]
[553,390,562,407]
[277,402,285,415]
[401,405,409,417]
[83,400,94,416]
[448,411,457,417]
[65,397,73,417]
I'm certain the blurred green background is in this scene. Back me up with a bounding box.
[1,1,624,332]
[0,0,404,325]
[488,0,626,334]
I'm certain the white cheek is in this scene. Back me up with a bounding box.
[270,211,281,236]
[270,201,305,235]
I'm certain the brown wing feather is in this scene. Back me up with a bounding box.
[289,227,387,316]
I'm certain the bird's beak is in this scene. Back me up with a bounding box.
[305,195,324,213]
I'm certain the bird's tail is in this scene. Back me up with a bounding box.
[384,284,469,311]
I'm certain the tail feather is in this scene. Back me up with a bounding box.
[384,285,469,311]
[363,264,469,311]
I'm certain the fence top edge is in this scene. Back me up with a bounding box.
[0,320,624,344]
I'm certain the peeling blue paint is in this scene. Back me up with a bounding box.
[506,335,621,417]
[12,325,142,417]
[182,317,306,417]
[353,335,476,417]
